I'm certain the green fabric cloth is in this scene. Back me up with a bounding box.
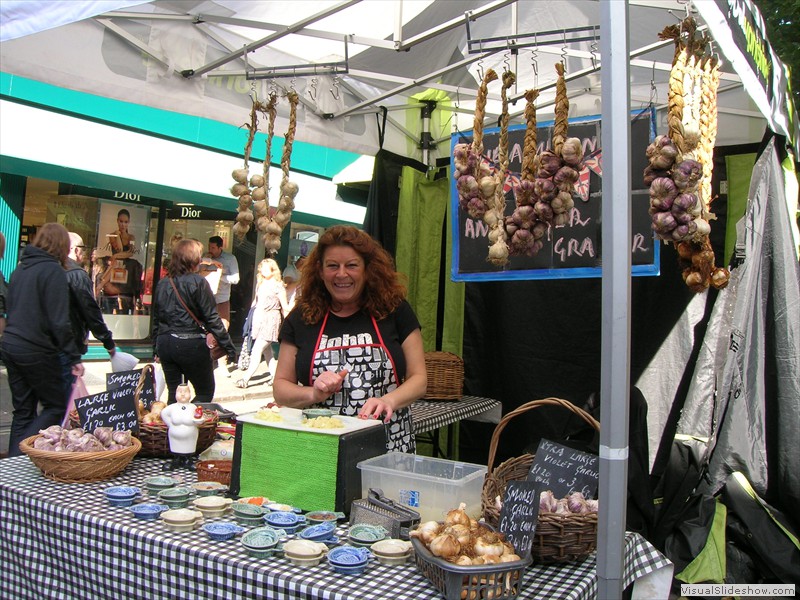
[237,423,340,511]
[724,153,756,264]
[676,499,727,584]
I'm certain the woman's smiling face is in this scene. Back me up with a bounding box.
[321,245,365,312]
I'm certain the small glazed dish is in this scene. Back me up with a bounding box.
[104,486,141,507]
[235,514,268,527]
[236,496,270,506]
[191,481,229,497]
[264,502,301,513]
[305,510,345,524]
[143,476,179,493]
[298,522,336,542]
[283,539,328,567]
[231,503,266,517]
[240,526,286,559]
[202,522,245,541]
[371,539,413,565]
[264,511,306,534]
[302,408,333,420]
[347,523,387,546]
[327,545,371,575]
[161,508,204,532]
[193,496,233,518]
[130,503,170,521]
[158,487,193,508]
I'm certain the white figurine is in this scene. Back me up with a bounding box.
[160,383,205,471]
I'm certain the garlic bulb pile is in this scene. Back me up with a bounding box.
[33,425,134,452]
[410,502,521,566]
[652,19,728,293]
[453,69,498,222]
[494,490,599,516]
[231,100,260,239]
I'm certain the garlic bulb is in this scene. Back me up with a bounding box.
[410,521,441,545]
[473,533,505,557]
[445,502,471,527]
[429,533,460,558]
[444,523,471,547]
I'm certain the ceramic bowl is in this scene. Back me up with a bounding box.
[264,502,301,513]
[302,408,333,420]
[283,539,328,567]
[264,511,306,528]
[235,514,269,527]
[347,523,387,546]
[298,522,336,542]
[203,522,245,541]
[305,510,344,525]
[231,503,266,517]
[191,481,229,497]
[327,546,371,575]
[193,495,233,518]
[241,526,286,558]
[158,486,193,500]
[130,503,170,521]
[143,476,180,492]
[236,496,269,506]
[161,509,204,532]
[370,539,412,558]
[104,486,141,507]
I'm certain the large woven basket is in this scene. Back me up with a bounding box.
[69,409,219,458]
[481,398,600,564]
[423,352,464,400]
[19,435,142,483]
[196,460,233,485]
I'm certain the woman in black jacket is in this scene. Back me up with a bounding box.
[1,223,84,457]
[152,239,235,404]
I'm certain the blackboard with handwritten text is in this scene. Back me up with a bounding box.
[451,109,657,281]
[107,368,155,410]
[498,480,540,557]
[526,439,599,499]
[74,387,140,434]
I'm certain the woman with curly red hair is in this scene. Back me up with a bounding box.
[273,226,426,453]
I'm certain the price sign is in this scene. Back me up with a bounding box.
[498,480,540,557]
[74,386,140,434]
[526,439,599,499]
[106,368,155,410]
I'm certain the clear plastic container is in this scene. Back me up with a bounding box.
[357,453,488,522]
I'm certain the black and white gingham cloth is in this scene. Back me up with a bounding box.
[0,457,671,600]
[410,397,501,434]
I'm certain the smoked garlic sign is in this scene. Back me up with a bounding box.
[451,109,658,281]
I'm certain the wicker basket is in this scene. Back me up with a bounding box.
[423,352,464,400]
[196,460,232,485]
[19,435,142,484]
[69,409,219,458]
[481,398,600,564]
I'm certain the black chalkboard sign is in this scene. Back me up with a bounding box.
[526,439,599,499]
[74,387,140,434]
[498,480,540,557]
[451,108,658,281]
[107,368,156,410]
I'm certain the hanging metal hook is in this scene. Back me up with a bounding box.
[290,68,296,93]
[590,25,598,71]
[503,50,511,73]
[476,56,485,81]
[531,34,538,89]
[649,61,658,106]
[308,76,318,101]
[330,75,341,100]
[249,79,258,103]
[561,30,568,68]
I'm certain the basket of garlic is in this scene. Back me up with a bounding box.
[481,398,600,563]
[410,503,531,600]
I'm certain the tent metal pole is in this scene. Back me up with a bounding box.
[598,1,631,598]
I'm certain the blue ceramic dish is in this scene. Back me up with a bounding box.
[299,522,336,542]
[203,522,245,541]
[327,545,371,566]
[130,503,170,520]
[264,511,306,529]
[105,486,141,499]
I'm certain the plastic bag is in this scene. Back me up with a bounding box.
[153,361,166,401]
[61,375,89,429]
[198,439,235,461]
[110,350,139,372]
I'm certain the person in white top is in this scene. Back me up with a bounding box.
[236,258,289,388]
[206,235,239,374]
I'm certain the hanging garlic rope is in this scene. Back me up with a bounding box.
[232,99,260,239]
[486,70,515,266]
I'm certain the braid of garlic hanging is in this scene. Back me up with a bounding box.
[486,70,515,266]
[453,69,499,222]
[231,100,260,239]
[552,62,569,158]
[666,31,687,159]
[244,94,277,241]
[520,89,540,186]
[263,91,300,256]
[698,55,719,213]
[681,39,703,158]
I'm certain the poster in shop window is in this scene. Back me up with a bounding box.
[95,202,149,310]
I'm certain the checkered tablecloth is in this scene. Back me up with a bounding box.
[0,456,671,600]
[410,397,502,434]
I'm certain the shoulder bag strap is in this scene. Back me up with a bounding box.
[169,277,206,333]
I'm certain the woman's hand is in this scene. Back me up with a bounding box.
[358,397,396,423]
[312,369,349,402]
[71,363,85,377]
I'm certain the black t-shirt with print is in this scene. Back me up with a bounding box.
[279,300,421,386]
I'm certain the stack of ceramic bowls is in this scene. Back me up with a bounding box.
[240,526,286,559]
[161,508,204,533]
[283,540,328,567]
[370,539,413,566]
[157,486,193,509]
[263,511,307,534]
[104,486,141,507]
[347,524,387,547]
[202,522,245,541]
[129,503,169,521]
[231,502,267,527]
[191,481,229,497]
[327,546,372,575]
[192,496,233,518]
[143,476,179,496]
[298,521,337,544]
